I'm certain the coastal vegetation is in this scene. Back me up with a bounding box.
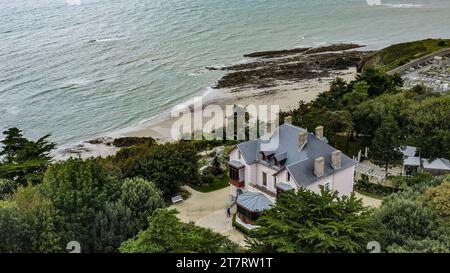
[360,38,450,72]
[119,209,240,253]
[0,128,55,189]
[280,68,450,172]
[0,41,449,253]
[248,187,379,253]
[246,174,449,253]
[0,131,230,253]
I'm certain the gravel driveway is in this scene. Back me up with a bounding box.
[171,186,247,247]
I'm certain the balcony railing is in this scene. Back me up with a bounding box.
[250,184,277,198]
[229,178,245,188]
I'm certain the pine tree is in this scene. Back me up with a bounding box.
[370,115,404,174]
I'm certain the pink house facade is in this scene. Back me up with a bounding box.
[228,117,356,228]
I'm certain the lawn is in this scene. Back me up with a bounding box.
[189,174,230,193]
[355,189,384,200]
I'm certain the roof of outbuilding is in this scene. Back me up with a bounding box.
[404,156,421,166]
[236,124,355,187]
[237,192,273,212]
[402,146,417,157]
[423,158,450,170]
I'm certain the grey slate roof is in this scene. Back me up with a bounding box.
[228,160,245,169]
[402,146,417,157]
[404,156,421,166]
[276,182,293,191]
[237,192,273,212]
[236,124,356,187]
[274,152,287,162]
[423,158,450,170]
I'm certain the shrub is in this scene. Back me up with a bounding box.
[232,213,251,235]
[355,175,400,196]
[0,179,17,200]
[200,174,215,185]
[375,193,438,246]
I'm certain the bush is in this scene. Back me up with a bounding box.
[232,213,251,235]
[407,172,434,187]
[355,175,400,196]
[375,194,439,246]
[0,179,17,200]
[120,177,165,230]
[200,174,215,185]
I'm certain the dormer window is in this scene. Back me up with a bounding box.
[260,150,275,162]
[274,152,287,167]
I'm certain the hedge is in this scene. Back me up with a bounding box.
[355,175,401,196]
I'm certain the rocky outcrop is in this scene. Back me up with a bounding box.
[112,137,155,147]
[242,43,363,59]
[213,44,371,89]
[87,136,155,148]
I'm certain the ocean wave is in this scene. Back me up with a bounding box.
[367,1,423,8]
[88,37,127,43]
[382,4,423,8]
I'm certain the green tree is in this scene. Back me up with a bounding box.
[370,114,404,174]
[248,188,378,253]
[342,81,369,113]
[136,142,199,197]
[354,68,403,97]
[211,156,223,176]
[42,158,121,252]
[353,93,411,143]
[112,144,152,179]
[120,177,165,230]
[0,179,16,200]
[424,181,450,218]
[387,238,449,253]
[407,95,450,159]
[374,192,438,247]
[120,209,239,253]
[14,185,61,252]
[312,77,350,109]
[92,201,136,253]
[0,205,29,253]
[321,110,354,148]
[0,128,55,187]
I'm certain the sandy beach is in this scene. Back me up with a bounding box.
[55,44,365,160]
[120,67,356,142]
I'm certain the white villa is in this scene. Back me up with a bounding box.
[228,116,356,228]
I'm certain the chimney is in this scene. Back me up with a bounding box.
[284,116,292,124]
[298,131,308,149]
[314,157,325,177]
[332,150,342,170]
[315,126,324,140]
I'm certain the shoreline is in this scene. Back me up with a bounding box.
[120,67,357,138]
[54,43,365,160]
[54,67,356,161]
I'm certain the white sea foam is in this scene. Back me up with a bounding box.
[382,4,423,8]
[66,0,81,6]
[367,0,423,8]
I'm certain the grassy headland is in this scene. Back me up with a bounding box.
[360,38,450,72]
